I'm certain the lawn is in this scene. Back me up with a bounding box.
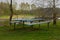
[0,15,35,19]
[0,19,60,40]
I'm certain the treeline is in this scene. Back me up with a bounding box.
[0,2,39,16]
[0,2,60,17]
[0,2,16,16]
[0,2,10,16]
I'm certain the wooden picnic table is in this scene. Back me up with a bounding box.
[10,18,50,30]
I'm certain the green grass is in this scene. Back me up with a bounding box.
[0,15,35,19]
[0,20,60,40]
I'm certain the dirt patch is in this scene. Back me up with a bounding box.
[0,24,4,26]
[0,19,9,26]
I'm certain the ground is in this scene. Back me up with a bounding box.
[0,15,60,40]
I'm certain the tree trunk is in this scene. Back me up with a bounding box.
[9,0,13,25]
[53,12,56,26]
[53,0,56,26]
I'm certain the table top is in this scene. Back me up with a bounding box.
[12,18,45,22]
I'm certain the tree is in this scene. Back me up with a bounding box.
[47,0,59,26]
[31,4,37,10]
[31,0,46,17]
[52,0,59,26]
[53,0,56,26]
[25,3,30,10]
[9,0,13,25]
[0,1,10,16]
[20,2,30,10]
[32,0,60,26]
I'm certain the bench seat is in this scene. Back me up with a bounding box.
[10,21,21,24]
[25,21,50,25]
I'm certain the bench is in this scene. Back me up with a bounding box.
[25,21,50,29]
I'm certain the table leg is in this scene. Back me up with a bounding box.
[30,21,33,29]
[39,20,40,29]
[47,22,50,29]
[14,23,16,30]
[23,21,25,28]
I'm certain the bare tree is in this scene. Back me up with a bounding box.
[31,4,37,10]
[52,0,60,26]
[32,0,60,26]
[31,0,45,17]
[48,0,59,26]
[20,2,30,10]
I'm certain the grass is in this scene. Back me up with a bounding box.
[0,19,60,40]
[0,15,35,19]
